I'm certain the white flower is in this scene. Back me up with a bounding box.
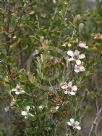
[39,105,43,109]
[67,118,81,130]
[67,50,85,65]
[21,106,30,116]
[50,106,59,113]
[4,106,10,112]
[21,111,28,116]
[61,81,77,95]
[74,64,85,73]
[13,35,16,39]
[12,84,25,95]
[78,42,88,49]
[21,106,34,119]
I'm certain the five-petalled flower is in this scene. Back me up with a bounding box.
[61,81,77,95]
[11,84,25,95]
[67,50,85,65]
[21,106,34,119]
[74,64,85,73]
[67,118,81,130]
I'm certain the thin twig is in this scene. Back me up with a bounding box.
[88,107,102,136]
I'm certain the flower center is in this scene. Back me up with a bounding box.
[74,55,79,60]
[67,86,72,92]
[17,88,21,92]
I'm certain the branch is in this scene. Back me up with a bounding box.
[88,107,102,136]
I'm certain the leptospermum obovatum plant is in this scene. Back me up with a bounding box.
[0,0,87,136]
[0,0,102,136]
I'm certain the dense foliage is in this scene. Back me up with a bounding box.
[0,0,102,136]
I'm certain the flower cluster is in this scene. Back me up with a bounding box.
[66,42,87,73]
[61,42,87,131]
[67,49,85,73]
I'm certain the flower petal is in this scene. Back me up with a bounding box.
[61,84,67,90]
[75,121,80,125]
[78,42,88,49]
[76,126,81,130]
[74,65,80,73]
[67,122,71,126]
[74,64,85,73]
[70,91,76,95]
[70,118,75,124]
[15,91,20,95]
[67,50,74,57]
[76,60,81,65]
[12,88,17,92]
[21,90,25,93]
[68,81,72,87]
[21,111,27,116]
[74,50,80,56]
[80,66,85,71]
[16,84,21,89]
[79,54,85,59]
[56,106,59,110]
[26,106,30,111]
[74,69,79,73]
[72,86,77,91]
[64,91,68,94]
[29,113,34,117]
